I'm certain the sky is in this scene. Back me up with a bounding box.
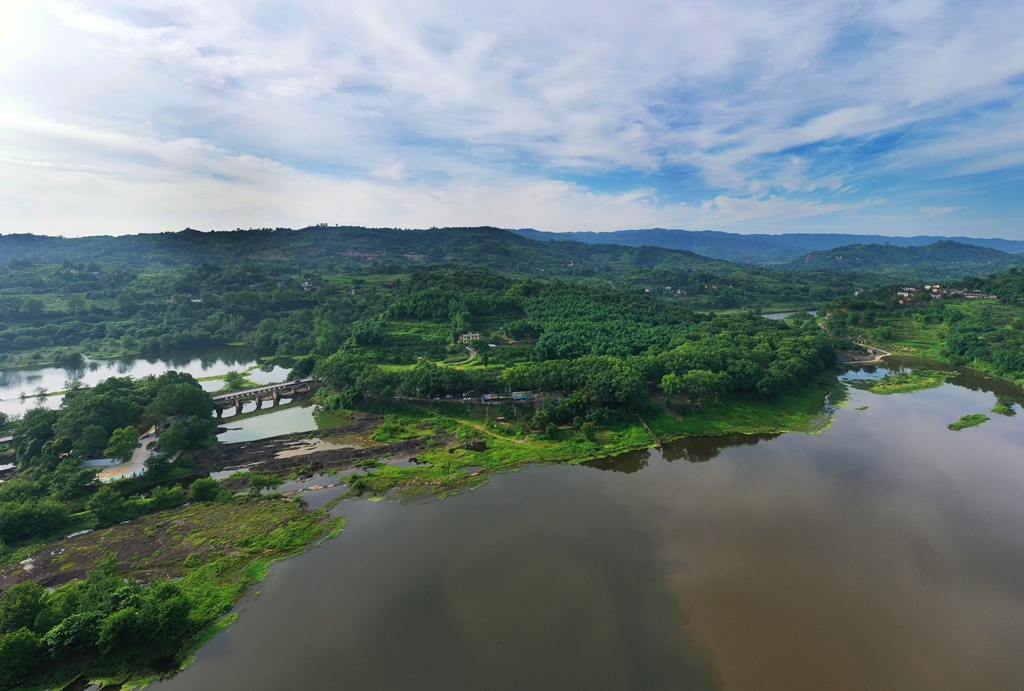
[1,0,1023,239]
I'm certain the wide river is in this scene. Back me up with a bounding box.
[146,362,1024,691]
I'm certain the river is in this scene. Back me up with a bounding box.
[151,364,1024,691]
[0,347,336,443]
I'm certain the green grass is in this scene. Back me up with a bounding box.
[647,380,841,439]
[342,379,843,500]
[2,495,338,689]
[948,414,989,431]
[849,369,951,395]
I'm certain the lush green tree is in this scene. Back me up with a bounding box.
[0,499,70,545]
[223,370,247,391]
[0,627,45,688]
[0,581,46,634]
[42,610,102,659]
[86,485,125,527]
[660,372,683,406]
[149,485,185,511]
[157,415,215,455]
[188,477,227,503]
[144,380,213,422]
[98,607,144,654]
[680,369,731,407]
[104,426,139,463]
[74,424,110,458]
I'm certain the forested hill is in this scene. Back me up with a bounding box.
[0,226,728,277]
[512,228,1024,263]
[785,241,1024,280]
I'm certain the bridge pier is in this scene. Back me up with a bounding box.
[211,378,319,418]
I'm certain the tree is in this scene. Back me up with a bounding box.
[0,628,45,688]
[104,426,139,463]
[660,372,683,406]
[188,477,227,503]
[98,607,144,654]
[143,453,171,479]
[43,611,102,658]
[149,485,185,511]
[74,424,109,458]
[157,416,214,455]
[680,369,730,407]
[0,581,46,634]
[144,381,213,422]
[86,485,125,527]
[223,370,247,391]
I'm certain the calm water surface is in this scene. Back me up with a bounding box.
[0,347,334,443]
[0,347,279,419]
[156,370,1024,691]
[215,402,350,444]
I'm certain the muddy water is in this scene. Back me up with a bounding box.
[156,370,1024,690]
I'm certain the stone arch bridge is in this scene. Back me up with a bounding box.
[212,377,319,416]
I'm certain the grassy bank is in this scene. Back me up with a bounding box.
[0,496,341,690]
[339,378,840,499]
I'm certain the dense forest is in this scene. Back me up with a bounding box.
[0,227,869,368]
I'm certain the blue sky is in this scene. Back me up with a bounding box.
[1,0,1023,238]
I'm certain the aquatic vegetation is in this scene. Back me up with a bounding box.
[948,414,989,431]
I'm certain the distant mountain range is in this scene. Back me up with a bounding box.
[511,228,1024,264]
[785,240,1024,280]
[0,226,729,276]
[2,226,1021,284]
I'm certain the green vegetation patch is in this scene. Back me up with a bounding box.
[0,496,337,690]
[648,379,842,439]
[948,414,989,431]
[849,369,951,395]
[991,395,1016,416]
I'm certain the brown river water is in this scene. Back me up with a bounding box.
[154,364,1024,690]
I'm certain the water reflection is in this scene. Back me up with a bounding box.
[844,357,1024,406]
[215,402,350,444]
[155,369,1024,691]
[586,433,782,473]
[663,433,780,464]
[585,450,651,473]
[0,347,271,419]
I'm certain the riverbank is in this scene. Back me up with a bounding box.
[0,376,843,689]
[212,376,845,501]
[0,495,342,690]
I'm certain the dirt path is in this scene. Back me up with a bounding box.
[96,427,157,482]
[448,347,476,365]
[837,344,891,364]
[818,312,891,364]
[459,418,527,444]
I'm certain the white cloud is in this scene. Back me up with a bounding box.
[921,206,961,217]
[1,0,1023,237]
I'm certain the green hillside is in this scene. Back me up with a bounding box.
[786,240,1023,280]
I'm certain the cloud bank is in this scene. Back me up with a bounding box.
[1,0,1023,237]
